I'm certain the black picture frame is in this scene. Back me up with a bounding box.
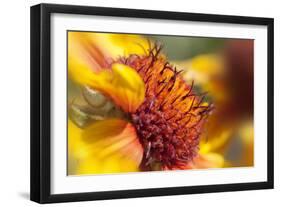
[30,3,274,204]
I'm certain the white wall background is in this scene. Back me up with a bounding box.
[0,0,279,206]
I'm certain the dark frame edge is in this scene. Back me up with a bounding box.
[30,4,42,203]
[30,4,52,204]
[40,3,273,25]
[45,182,272,204]
[267,18,274,189]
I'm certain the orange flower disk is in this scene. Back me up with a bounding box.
[111,45,212,170]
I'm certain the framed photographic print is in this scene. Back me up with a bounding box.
[30,3,274,203]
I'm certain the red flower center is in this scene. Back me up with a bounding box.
[112,45,212,170]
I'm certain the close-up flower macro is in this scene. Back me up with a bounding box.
[67,32,254,175]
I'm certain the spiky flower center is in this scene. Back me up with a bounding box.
[113,45,211,170]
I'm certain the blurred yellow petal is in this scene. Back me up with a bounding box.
[68,32,149,72]
[190,54,224,73]
[68,56,102,86]
[180,54,224,82]
[69,60,145,113]
[239,121,254,145]
[177,54,226,102]
[189,153,224,169]
[68,32,147,112]
[68,119,143,175]
[238,122,254,166]
[68,119,89,174]
[68,32,107,72]
[104,33,150,57]
[200,129,232,154]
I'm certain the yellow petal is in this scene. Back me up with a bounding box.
[177,54,226,101]
[68,31,147,113]
[189,153,224,169]
[199,129,232,154]
[180,54,224,82]
[103,33,150,58]
[68,119,89,174]
[68,119,143,175]
[68,32,107,72]
[68,32,149,72]
[190,54,224,73]
[69,60,145,113]
[107,63,146,113]
[238,122,254,166]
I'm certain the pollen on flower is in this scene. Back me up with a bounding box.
[111,44,212,170]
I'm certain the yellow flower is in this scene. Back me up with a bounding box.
[68,32,224,175]
[68,118,143,175]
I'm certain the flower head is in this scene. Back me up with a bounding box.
[110,45,212,170]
